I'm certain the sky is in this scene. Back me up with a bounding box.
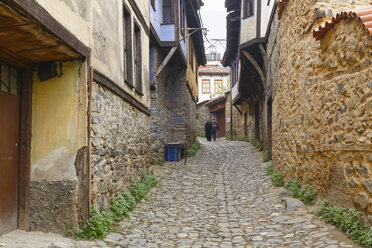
[200,0,227,55]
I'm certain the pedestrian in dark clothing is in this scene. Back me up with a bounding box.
[205,121,212,141]
[211,119,218,141]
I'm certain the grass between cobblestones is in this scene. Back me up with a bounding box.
[266,163,317,203]
[66,173,158,240]
[266,163,284,186]
[187,140,201,157]
[284,179,317,204]
[318,200,372,247]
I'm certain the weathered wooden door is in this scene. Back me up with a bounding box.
[217,109,226,137]
[0,63,20,234]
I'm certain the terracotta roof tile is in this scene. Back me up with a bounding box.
[313,5,372,40]
[277,0,289,20]
[199,65,230,76]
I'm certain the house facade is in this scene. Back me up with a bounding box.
[0,0,151,234]
[196,64,230,138]
[223,0,372,218]
[223,0,276,157]
[149,0,206,160]
[198,65,230,102]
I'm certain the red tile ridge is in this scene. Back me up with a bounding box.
[277,0,289,20]
[313,5,372,40]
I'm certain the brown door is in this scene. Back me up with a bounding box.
[217,109,226,137]
[0,63,20,234]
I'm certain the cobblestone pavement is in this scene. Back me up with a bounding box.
[98,138,358,248]
[0,139,360,248]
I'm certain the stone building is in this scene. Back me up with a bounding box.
[275,0,372,216]
[222,0,277,157]
[149,0,206,160]
[0,0,151,234]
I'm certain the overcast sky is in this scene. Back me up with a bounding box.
[200,0,226,54]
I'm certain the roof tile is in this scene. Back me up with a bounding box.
[313,5,372,40]
[277,0,289,20]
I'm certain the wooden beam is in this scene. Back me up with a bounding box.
[242,50,266,87]
[93,70,150,116]
[233,103,242,114]
[259,44,266,58]
[3,0,91,58]
[18,69,33,231]
[156,46,177,77]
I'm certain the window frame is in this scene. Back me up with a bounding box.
[123,5,133,86]
[202,79,210,94]
[243,0,254,19]
[214,79,223,94]
[134,20,142,94]
[162,0,174,24]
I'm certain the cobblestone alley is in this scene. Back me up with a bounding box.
[103,139,358,248]
[0,139,360,248]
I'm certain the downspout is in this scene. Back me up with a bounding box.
[87,65,93,215]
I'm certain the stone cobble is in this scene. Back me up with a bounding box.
[0,139,360,248]
[99,139,359,248]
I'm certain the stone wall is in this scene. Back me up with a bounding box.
[172,78,197,149]
[196,102,211,135]
[150,46,198,159]
[91,82,150,209]
[262,8,281,157]
[274,0,372,216]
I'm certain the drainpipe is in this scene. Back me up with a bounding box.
[87,65,93,215]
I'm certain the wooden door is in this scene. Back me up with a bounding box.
[0,62,20,234]
[217,109,226,138]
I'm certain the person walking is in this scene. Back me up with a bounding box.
[205,120,212,141]
[211,119,218,141]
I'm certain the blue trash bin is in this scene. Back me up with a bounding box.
[167,146,179,162]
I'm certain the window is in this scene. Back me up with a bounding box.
[162,0,173,24]
[214,80,223,94]
[123,6,132,85]
[202,79,210,94]
[134,22,142,93]
[243,0,254,18]
[231,61,239,87]
[189,38,194,70]
[0,62,20,96]
[151,0,155,10]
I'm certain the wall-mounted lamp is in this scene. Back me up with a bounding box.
[38,62,63,82]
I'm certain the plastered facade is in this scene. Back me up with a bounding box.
[30,60,87,232]
[35,0,150,107]
[275,0,372,216]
